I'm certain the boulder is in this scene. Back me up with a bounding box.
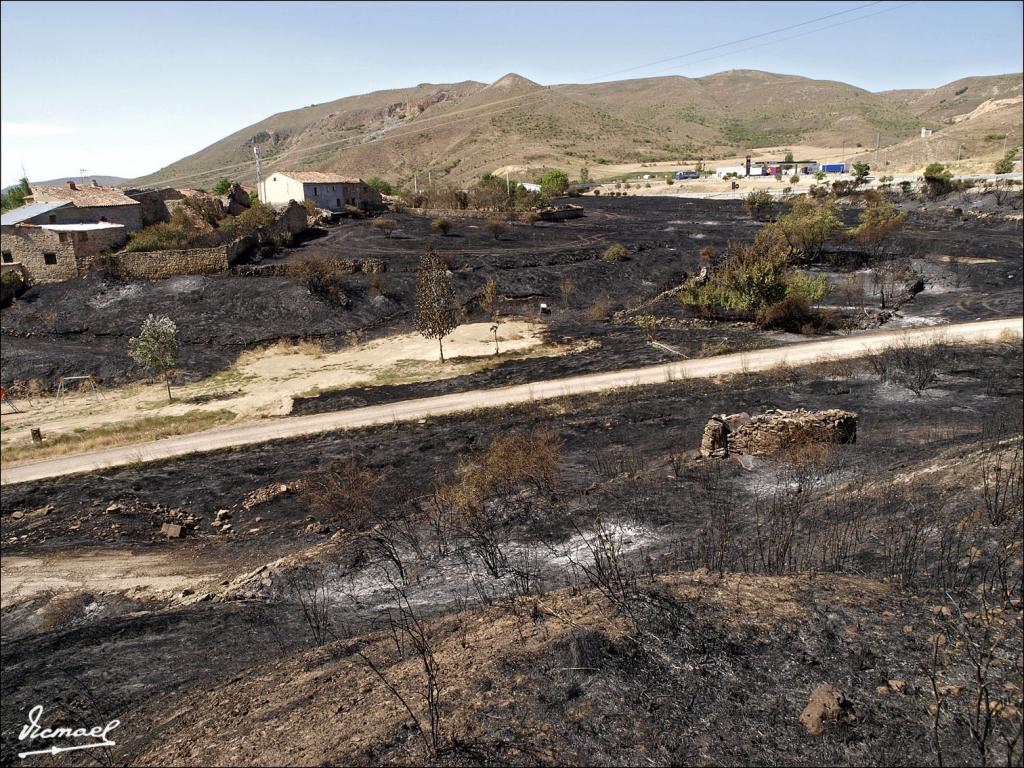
[160,522,184,539]
[220,183,252,216]
[799,683,853,736]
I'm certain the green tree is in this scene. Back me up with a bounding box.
[994,146,1018,174]
[212,178,235,195]
[366,176,396,195]
[579,167,590,184]
[923,163,953,197]
[757,196,843,262]
[783,151,795,170]
[852,163,871,186]
[540,169,570,197]
[128,314,180,401]
[372,217,397,238]
[415,246,462,361]
[1,177,31,212]
[744,189,774,220]
[853,199,908,257]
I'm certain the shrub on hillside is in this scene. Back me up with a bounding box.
[602,243,628,262]
[431,217,453,235]
[744,190,773,220]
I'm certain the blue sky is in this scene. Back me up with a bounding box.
[2,1,1021,186]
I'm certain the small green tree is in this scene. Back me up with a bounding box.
[1,177,31,212]
[790,174,800,185]
[366,176,396,195]
[540,169,570,197]
[783,151,795,170]
[852,163,871,186]
[128,314,180,401]
[814,170,826,181]
[635,314,657,342]
[602,243,628,262]
[923,163,953,197]
[212,178,235,195]
[994,146,1018,174]
[744,190,774,220]
[415,246,462,361]
[579,167,590,184]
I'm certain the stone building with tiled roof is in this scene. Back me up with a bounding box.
[1,180,139,284]
[258,171,382,213]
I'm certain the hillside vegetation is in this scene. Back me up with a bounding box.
[131,70,1023,190]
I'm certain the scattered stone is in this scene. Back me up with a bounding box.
[105,503,123,514]
[887,679,907,693]
[160,522,184,539]
[241,483,292,511]
[304,522,330,535]
[800,683,853,736]
[220,523,233,534]
[11,511,24,520]
[29,505,53,517]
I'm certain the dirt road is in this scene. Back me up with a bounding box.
[3,317,1020,485]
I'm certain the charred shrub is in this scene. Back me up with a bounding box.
[287,253,349,306]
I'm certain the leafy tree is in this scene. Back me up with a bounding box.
[540,169,570,197]
[852,163,871,186]
[790,174,800,185]
[923,163,953,197]
[994,146,1018,174]
[415,246,462,361]
[744,189,773,220]
[1,177,31,212]
[757,196,843,262]
[635,314,657,341]
[372,217,397,238]
[783,151,795,170]
[365,176,396,195]
[128,314,180,401]
[579,167,590,184]
[853,199,908,257]
[212,178,235,195]
[814,170,826,181]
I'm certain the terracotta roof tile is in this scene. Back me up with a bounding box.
[30,184,140,207]
[276,171,365,184]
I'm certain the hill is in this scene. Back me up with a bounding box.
[3,174,126,193]
[130,70,1023,189]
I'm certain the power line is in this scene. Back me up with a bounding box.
[587,1,884,82]
[138,1,919,189]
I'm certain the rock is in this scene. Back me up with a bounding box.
[800,683,853,736]
[304,522,330,535]
[30,505,53,517]
[11,511,24,520]
[220,523,232,534]
[887,679,907,693]
[160,522,184,539]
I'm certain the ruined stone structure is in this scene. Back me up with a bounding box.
[700,408,858,458]
[27,181,143,230]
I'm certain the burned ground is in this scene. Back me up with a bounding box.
[3,197,1020,393]
[2,341,1021,765]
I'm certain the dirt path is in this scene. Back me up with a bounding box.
[0,320,551,453]
[0,551,221,600]
[2,318,1019,486]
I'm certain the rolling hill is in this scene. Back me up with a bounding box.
[130,70,1023,190]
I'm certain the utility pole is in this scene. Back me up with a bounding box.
[427,170,432,188]
[253,146,262,202]
[874,132,880,169]
[414,174,418,195]
[79,168,87,186]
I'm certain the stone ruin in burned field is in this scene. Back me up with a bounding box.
[700,408,858,458]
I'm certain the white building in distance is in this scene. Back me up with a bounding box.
[258,171,382,212]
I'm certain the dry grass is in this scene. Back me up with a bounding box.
[235,339,326,367]
[1,409,236,463]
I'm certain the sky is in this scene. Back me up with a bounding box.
[2,1,1021,187]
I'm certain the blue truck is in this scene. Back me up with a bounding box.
[675,170,700,180]
[821,163,846,174]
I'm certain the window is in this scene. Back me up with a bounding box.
[58,232,69,243]
[100,216,108,222]
[336,198,341,208]
[43,252,57,265]
[1,250,12,263]
[79,231,89,241]
[48,214,57,223]
[313,187,318,196]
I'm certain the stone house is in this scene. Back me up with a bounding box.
[258,171,382,212]
[1,181,140,284]
[27,180,143,230]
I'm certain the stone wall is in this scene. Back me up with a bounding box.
[43,204,143,232]
[112,246,230,280]
[700,408,858,458]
